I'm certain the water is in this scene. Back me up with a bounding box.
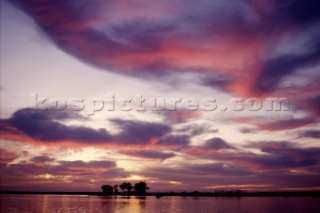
[1,194,319,213]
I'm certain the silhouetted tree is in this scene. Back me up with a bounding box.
[101,184,114,195]
[120,182,133,194]
[134,181,149,194]
[114,184,119,194]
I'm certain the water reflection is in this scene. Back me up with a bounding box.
[1,194,319,213]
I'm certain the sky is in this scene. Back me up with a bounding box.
[0,0,319,192]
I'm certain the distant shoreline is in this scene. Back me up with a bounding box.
[1,191,319,197]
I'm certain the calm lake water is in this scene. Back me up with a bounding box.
[1,194,319,213]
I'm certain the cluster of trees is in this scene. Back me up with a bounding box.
[101,181,149,195]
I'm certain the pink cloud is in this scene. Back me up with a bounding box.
[9,0,320,98]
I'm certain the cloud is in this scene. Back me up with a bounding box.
[142,162,251,180]
[239,127,259,134]
[0,149,18,165]
[162,111,201,124]
[31,155,55,163]
[180,137,236,160]
[120,150,175,162]
[299,95,320,116]
[273,0,320,25]
[3,0,320,192]
[0,108,171,146]
[8,0,320,98]
[56,160,117,170]
[137,162,253,190]
[0,159,128,191]
[139,160,320,191]
[198,72,234,92]
[298,130,320,139]
[1,108,112,143]
[157,134,190,148]
[180,139,320,173]
[232,116,317,131]
[111,119,171,144]
[136,139,320,190]
[176,124,216,137]
[238,141,320,170]
[254,38,320,94]
[202,137,234,150]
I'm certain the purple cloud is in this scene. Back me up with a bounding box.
[202,137,234,150]
[157,134,190,148]
[298,130,320,139]
[111,119,171,144]
[0,159,128,191]
[120,150,175,161]
[6,0,319,97]
[1,108,171,145]
[31,155,55,163]
[1,108,112,143]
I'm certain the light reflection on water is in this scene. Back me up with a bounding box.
[1,194,319,213]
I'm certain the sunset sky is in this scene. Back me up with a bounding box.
[0,0,319,192]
